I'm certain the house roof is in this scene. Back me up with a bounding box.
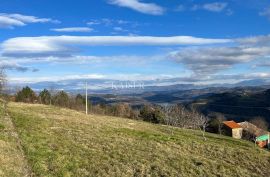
[256,134,269,141]
[238,121,269,137]
[223,121,242,129]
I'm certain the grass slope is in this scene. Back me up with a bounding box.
[0,102,30,176]
[6,102,270,177]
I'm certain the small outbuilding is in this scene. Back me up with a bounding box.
[256,134,269,148]
[238,121,270,148]
[223,120,243,139]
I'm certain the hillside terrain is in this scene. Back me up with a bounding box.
[0,102,30,176]
[0,102,270,176]
[193,89,270,123]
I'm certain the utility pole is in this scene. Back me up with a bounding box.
[85,82,88,115]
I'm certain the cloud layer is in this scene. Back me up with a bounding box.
[0,60,37,72]
[170,34,270,75]
[1,35,231,57]
[170,46,270,75]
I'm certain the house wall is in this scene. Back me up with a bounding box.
[232,128,243,139]
[223,126,232,136]
[257,141,268,148]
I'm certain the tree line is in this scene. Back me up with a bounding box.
[13,86,209,135]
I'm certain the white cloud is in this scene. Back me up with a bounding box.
[87,19,135,26]
[175,5,185,12]
[9,74,106,84]
[0,13,59,29]
[203,2,227,12]
[192,2,228,12]
[86,20,101,26]
[260,7,270,20]
[1,35,231,57]
[170,45,270,75]
[113,27,124,31]
[50,27,93,32]
[0,16,25,28]
[236,34,270,46]
[108,0,165,15]
[113,27,129,33]
[0,60,36,72]
[4,55,164,66]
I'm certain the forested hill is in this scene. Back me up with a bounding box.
[193,89,270,123]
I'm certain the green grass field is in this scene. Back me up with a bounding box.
[1,102,270,177]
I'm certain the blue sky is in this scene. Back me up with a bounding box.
[1,0,270,89]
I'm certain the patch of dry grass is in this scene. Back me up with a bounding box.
[7,102,270,177]
[0,102,30,177]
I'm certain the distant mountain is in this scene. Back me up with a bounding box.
[234,79,270,87]
[8,78,270,95]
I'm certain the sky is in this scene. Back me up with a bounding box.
[1,0,270,89]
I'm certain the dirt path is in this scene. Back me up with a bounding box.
[0,108,33,177]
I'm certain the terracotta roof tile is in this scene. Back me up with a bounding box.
[223,120,242,129]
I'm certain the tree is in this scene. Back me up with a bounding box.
[162,104,192,128]
[250,116,269,131]
[39,89,51,105]
[140,105,164,124]
[191,109,209,140]
[112,103,135,118]
[162,104,209,140]
[208,112,226,134]
[53,91,70,108]
[73,94,85,111]
[15,86,37,103]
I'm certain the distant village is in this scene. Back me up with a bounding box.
[223,120,269,149]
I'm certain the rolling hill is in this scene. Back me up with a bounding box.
[0,102,270,176]
[193,89,270,123]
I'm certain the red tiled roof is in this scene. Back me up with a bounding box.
[223,121,242,129]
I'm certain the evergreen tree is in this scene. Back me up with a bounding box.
[53,91,69,108]
[39,89,51,105]
[15,86,37,103]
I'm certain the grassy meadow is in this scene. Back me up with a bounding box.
[1,102,269,176]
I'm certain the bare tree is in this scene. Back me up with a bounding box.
[0,67,6,95]
[163,104,189,128]
[0,67,8,114]
[216,113,225,135]
[190,109,209,140]
[250,117,269,131]
[162,104,209,140]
